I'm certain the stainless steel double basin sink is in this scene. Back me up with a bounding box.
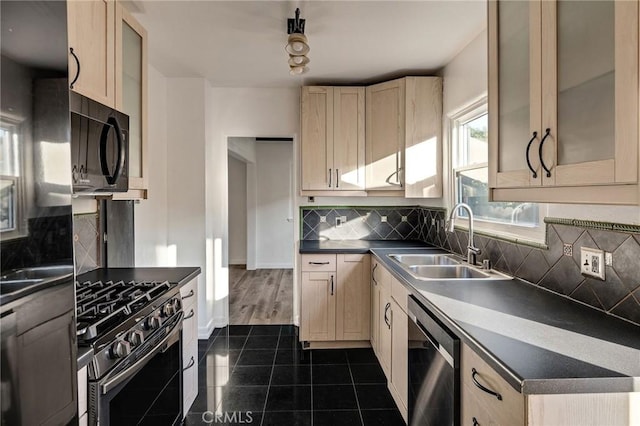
[388,253,512,281]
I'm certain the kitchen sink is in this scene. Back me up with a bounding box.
[0,265,73,282]
[389,254,462,266]
[388,253,512,281]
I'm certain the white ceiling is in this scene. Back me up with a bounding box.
[130,1,487,88]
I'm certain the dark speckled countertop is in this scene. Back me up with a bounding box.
[300,240,640,395]
[299,239,431,253]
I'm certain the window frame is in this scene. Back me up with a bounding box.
[449,98,547,244]
[1,116,28,240]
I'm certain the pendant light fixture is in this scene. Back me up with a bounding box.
[286,8,309,75]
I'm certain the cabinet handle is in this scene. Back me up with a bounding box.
[525,131,538,178]
[328,168,332,188]
[309,261,330,265]
[384,302,391,329]
[183,309,195,321]
[471,368,502,401]
[538,128,552,178]
[182,289,195,300]
[330,275,334,296]
[385,169,402,187]
[182,356,195,372]
[473,417,479,426]
[69,47,80,89]
[372,264,378,285]
[336,169,339,188]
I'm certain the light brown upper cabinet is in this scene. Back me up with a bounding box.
[67,0,116,107]
[114,4,148,199]
[366,77,443,198]
[300,86,366,195]
[68,1,148,199]
[488,0,640,205]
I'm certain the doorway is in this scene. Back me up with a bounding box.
[227,137,295,325]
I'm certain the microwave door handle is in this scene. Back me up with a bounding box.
[99,117,125,185]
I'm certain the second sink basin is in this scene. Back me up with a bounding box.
[388,253,512,281]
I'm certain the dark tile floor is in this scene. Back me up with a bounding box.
[184,325,405,426]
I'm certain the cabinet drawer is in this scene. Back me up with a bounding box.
[461,382,493,426]
[77,366,87,417]
[180,279,198,310]
[182,306,197,344]
[182,337,198,415]
[391,277,410,314]
[301,254,336,272]
[461,344,524,426]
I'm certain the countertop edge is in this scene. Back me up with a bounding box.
[77,346,93,370]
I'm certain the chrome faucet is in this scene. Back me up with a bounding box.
[446,203,481,265]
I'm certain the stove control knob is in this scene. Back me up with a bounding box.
[110,340,131,359]
[163,299,180,317]
[127,330,144,347]
[146,315,162,330]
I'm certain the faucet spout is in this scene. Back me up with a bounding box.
[447,202,482,265]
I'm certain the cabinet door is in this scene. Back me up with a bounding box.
[404,77,444,198]
[301,271,336,341]
[489,0,543,189]
[67,0,115,107]
[115,5,148,194]
[541,0,638,188]
[333,87,366,190]
[378,284,393,379]
[390,299,408,417]
[371,260,381,355]
[18,311,77,426]
[336,254,370,340]
[301,87,334,191]
[366,79,405,191]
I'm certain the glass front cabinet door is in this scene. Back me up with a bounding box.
[488,0,639,205]
[115,5,148,199]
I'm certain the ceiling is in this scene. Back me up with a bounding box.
[130,1,487,88]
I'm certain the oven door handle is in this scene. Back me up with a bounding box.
[100,312,183,394]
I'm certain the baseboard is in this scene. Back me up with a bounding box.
[255,263,294,269]
[198,318,216,340]
[229,258,247,265]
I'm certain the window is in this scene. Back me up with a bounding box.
[1,117,26,239]
[451,100,545,243]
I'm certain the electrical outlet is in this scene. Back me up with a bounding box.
[335,217,342,228]
[581,247,605,280]
[431,218,436,226]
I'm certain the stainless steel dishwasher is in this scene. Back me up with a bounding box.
[408,295,460,426]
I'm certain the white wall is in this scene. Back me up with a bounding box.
[228,154,247,265]
[442,28,640,225]
[256,142,294,268]
[135,65,169,266]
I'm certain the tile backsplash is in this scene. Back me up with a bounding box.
[300,205,640,326]
[301,207,422,241]
[73,213,100,274]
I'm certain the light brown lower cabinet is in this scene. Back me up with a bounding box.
[300,254,370,343]
[371,262,409,423]
[181,278,198,416]
[461,341,639,426]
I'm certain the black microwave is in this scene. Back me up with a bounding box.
[70,92,129,194]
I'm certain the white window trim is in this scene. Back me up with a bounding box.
[448,99,547,245]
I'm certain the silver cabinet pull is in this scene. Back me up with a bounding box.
[183,309,195,321]
[182,289,195,300]
[182,356,195,371]
[384,302,391,329]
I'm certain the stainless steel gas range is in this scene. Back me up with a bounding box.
[76,279,184,425]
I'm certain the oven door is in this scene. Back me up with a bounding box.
[89,312,183,426]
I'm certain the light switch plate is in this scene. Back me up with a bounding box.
[581,247,605,280]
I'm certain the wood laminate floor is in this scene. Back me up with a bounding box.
[229,265,293,325]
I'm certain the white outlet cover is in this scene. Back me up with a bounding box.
[580,247,605,280]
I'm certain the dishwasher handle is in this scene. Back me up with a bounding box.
[408,295,457,362]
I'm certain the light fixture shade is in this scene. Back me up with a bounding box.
[285,33,310,56]
[289,65,309,75]
[288,55,310,66]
